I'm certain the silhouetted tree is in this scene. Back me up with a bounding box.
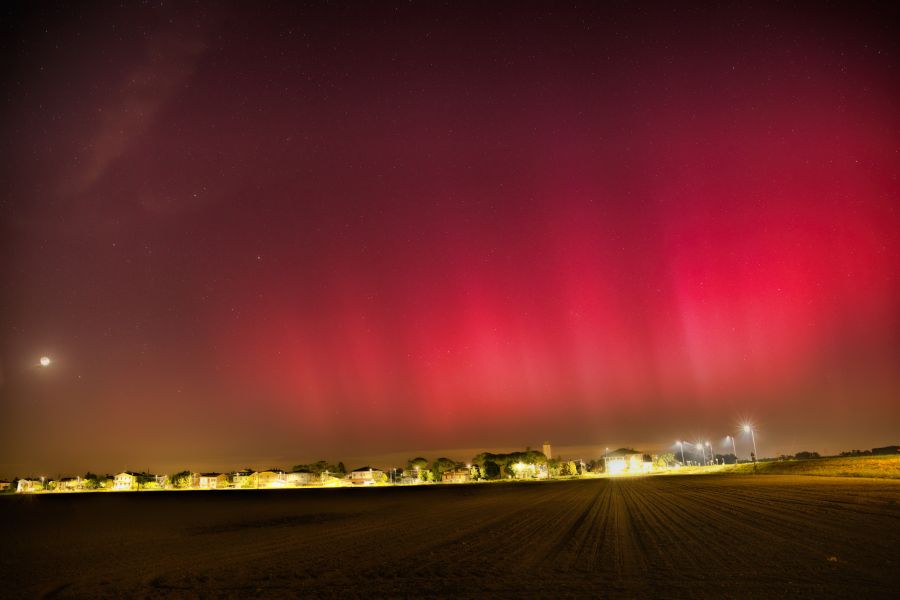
[407,457,429,470]
[83,472,101,490]
[432,457,457,481]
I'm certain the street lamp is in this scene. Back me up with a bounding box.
[726,435,737,464]
[705,441,712,465]
[743,424,758,462]
[676,441,685,466]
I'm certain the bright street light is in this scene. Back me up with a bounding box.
[743,424,758,462]
[39,356,51,367]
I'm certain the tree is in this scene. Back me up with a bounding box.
[483,460,500,480]
[655,453,676,468]
[714,453,736,465]
[170,471,193,489]
[548,458,561,477]
[795,451,820,460]
[136,473,155,490]
[292,461,347,475]
[407,457,429,470]
[83,472,101,490]
[432,457,457,482]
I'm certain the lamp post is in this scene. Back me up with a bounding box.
[677,441,685,466]
[726,435,737,464]
[705,441,712,465]
[743,424,758,462]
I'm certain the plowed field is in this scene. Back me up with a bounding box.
[3,475,899,598]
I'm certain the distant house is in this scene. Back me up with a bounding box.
[16,479,43,493]
[287,470,314,486]
[441,468,471,483]
[0,480,10,491]
[257,470,287,488]
[350,467,384,485]
[603,450,651,475]
[114,472,139,490]
[198,473,227,489]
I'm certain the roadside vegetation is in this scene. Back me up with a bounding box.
[726,454,900,479]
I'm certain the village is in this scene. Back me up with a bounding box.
[7,444,679,493]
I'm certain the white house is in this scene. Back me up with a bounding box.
[350,467,384,485]
[603,451,652,475]
[198,473,227,489]
[16,479,43,493]
[114,472,140,490]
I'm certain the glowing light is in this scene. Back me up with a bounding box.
[743,424,752,433]
[39,356,51,367]
[607,459,626,475]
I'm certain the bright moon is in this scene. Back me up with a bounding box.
[39,356,51,367]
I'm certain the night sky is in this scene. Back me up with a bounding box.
[1,2,898,477]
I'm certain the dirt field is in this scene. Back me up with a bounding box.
[3,475,900,598]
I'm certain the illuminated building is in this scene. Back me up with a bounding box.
[441,468,472,483]
[114,472,140,491]
[198,473,227,488]
[350,467,384,485]
[603,451,653,475]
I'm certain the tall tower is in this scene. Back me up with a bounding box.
[542,441,552,460]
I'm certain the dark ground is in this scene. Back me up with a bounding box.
[2,475,900,598]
